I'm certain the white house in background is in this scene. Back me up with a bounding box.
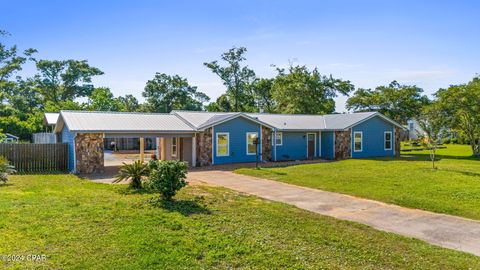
[406,119,425,140]
[32,113,60,144]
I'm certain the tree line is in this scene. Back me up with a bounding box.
[1,30,479,156]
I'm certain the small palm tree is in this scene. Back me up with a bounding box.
[114,160,149,189]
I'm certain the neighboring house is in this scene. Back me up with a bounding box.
[53,110,405,174]
[44,113,60,132]
[32,113,60,144]
[4,133,19,143]
[406,119,425,140]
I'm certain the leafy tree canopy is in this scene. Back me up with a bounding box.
[204,47,256,112]
[346,81,430,124]
[272,65,354,114]
[142,73,209,113]
[435,77,480,156]
[87,87,119,111]
[33,59,103,105]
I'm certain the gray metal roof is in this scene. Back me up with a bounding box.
[54,110,402,134]
[175,110,397,131]
[56,111,195,133]
[44,113,60,125]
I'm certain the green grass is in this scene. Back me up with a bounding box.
[1,174,479,269]
[237,144,480,220]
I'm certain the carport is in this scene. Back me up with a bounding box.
[55,111,197,174]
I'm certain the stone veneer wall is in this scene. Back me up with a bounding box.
[196,127,213,166]
[334,129,351,160]
[395,126,402,157]
[261,127,272,162]
[75,133,104,174]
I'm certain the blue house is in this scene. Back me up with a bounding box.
[53,110,404,174]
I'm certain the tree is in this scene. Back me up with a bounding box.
[252,78,276,113]
[142,73,209,113]
[415,103,447,169]
[116,94,140,112]
[87,87,119,111]
[346,81,430,124]
[204,47,256,112]
[33,59,103,106]
[436,77,480,156]
[205,94,232,112]
[0,30,36,95]
[272,65,354,114]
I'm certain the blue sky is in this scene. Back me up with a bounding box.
[2,0,479,112]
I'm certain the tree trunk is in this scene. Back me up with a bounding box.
[472,139,480,156]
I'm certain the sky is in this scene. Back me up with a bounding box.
[1,0,479,112]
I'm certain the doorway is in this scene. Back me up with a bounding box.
[307,133,316,159]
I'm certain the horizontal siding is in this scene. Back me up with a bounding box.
[275,132,311,161]
[213,117,261,164]
[61,126,76,172]
[351,116,395,158]
[321,131,334,159]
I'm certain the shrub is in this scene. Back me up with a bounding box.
[443,138,451,144]
[145,160,188,201]
[451,138,459,144]
[0,156,16,184]
[114,160,149,189]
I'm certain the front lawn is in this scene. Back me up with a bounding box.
[1,174,479,269]
[237,144,480,220]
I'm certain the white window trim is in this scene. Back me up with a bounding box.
[274,132,283,146]
[353,131,363,152]
[384,131,392,151]
[246,132,259,155]
[216,132,230,157]
[171,137,178,157]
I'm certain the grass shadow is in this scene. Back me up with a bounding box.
[441,169,480,178]
[149,198,211,216]
[0,183,13,187]
[117,186,153,195]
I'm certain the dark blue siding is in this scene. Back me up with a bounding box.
[351,116,395,158]
[275,132,307,160]
[213,117,261,164]
[321,131,334,159]
[61,126,76,172]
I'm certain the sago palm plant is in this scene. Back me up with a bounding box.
[114,160,149,189]
[0,156,16,184]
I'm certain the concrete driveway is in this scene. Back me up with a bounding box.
[187,170,480,257]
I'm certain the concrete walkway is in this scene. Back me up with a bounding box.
[187,170,480,257]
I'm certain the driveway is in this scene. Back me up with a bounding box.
[187,170,480,257]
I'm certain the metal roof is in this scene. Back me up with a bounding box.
[56,111,195,133]
[44,113,60,125]
[54,110,403,134]
[175,110,386,131]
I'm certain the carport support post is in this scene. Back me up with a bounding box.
[155,137,160,159]
[191,135,196,167]
[139,137,145,162]
[160,137,166,160]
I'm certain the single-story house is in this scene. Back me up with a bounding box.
[4,133,19,143]
[53,110,405,174]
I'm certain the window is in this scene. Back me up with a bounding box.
[384,131,392,150]
[275,132,283,146]
[171,137,178,157]
[216,133,229,156]
[246,132,258,155]
[354,132,363,152]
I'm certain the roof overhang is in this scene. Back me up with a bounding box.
[197,112,277,131]
[346,112,407,130]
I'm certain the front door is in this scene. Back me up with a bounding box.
[307,133,315,159]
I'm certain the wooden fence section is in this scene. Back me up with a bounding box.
[0,143,68,173]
